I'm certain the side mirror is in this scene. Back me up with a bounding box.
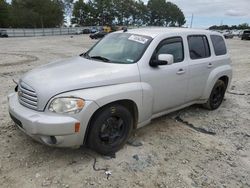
[150,54,174,67]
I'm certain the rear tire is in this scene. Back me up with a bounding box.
[203,80,226,110]
[87,104,133,155]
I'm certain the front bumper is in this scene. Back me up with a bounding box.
[8,93,98,148]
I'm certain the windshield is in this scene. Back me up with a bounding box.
[84,33,152,64]
[244,31,250,34]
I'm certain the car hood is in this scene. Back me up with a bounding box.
[21,56,140,110]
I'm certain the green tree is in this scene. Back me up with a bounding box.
[63,0,74,24]
[113,0,134,25]
[238,23,249,30]
[0,0,10,27]
[208,23,250,30]
[147,0,185,26]
[71,0,91,26]
[131,0,148,26]
[147,0,167,26]
[92,0,116,25]
[72,0,116,26]
[10,0,64,28]
[166,2,185,26]
[63,0,73,17]
[71,0,185,27]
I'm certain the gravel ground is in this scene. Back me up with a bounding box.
[0,35,249,188]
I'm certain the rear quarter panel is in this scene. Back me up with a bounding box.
[201,63,232,100]
[201,35,232,100]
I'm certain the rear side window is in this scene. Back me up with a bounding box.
[188,35,211,59]
[211,35,227,56]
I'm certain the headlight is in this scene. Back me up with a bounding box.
[49,97,85,114]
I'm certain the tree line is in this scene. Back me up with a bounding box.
[0,0,66,28]
[71,0,186,27]
[0,0,186,28]
[209,23,250,30]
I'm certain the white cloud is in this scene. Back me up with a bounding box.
[225,9,247,17]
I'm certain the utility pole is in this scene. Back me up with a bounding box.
[220,20,223,26]
[190,14,194,28]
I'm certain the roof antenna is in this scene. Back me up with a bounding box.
[190,13,194,28]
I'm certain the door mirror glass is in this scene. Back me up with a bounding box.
[150,54,174,67]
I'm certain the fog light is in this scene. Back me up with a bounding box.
[50,136,57,145]
[40,136,57,145]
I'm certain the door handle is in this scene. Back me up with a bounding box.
[207,63,213,68]
[176,68,185,75]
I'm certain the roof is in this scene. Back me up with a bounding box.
[125,27,220,38]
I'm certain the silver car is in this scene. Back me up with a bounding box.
[8,28,232,154]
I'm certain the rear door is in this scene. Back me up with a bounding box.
[185,35,213,102]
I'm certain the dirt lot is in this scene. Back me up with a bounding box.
[0,35,249,188]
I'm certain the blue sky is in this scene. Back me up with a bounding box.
[6,0,250,28]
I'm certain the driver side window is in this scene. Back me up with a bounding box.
[153,37,184,63]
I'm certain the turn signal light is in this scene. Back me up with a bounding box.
[75,122,80,133]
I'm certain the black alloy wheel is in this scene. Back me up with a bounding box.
[87,104,133,155]
[99,116,126,146]
[203,80,226,110]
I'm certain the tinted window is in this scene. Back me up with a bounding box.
[188,35,211,59]
[211,35,227,56]
[155,37,184,63]
[244,30,250,34]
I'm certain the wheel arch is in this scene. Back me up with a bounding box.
[201,65,232,100]
[218,75,229,89]
[83,99,139,145]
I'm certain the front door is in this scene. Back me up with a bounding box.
[140,37,188,114]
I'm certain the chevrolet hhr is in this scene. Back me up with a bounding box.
[8,28,232,155]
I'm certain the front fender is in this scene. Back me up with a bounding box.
[84,82,154,126]
[56,83,147,122]
[83,83,143,108]
[201,65,232,100]
[48,82,155,128]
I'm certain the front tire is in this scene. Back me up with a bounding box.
[203,80,226,110]
[87,104,133,155]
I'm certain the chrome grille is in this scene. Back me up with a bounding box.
[18,82,38,110]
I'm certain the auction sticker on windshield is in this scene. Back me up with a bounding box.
[128,35,148,44]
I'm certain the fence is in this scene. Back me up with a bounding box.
[0,27,90,37]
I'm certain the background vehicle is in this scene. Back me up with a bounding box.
[232,30,241,37]
[8,28,232,155]
[90,27,98,33]
[89,31,107,39]
[103,26,112,33]
[75,28,83,35]
[241,30,250,40]
[82,28,91,34]
[223,31,234,39]
[0,30,8,38]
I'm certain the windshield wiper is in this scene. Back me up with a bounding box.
[81,52,90,59]
[90,56,110,62]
